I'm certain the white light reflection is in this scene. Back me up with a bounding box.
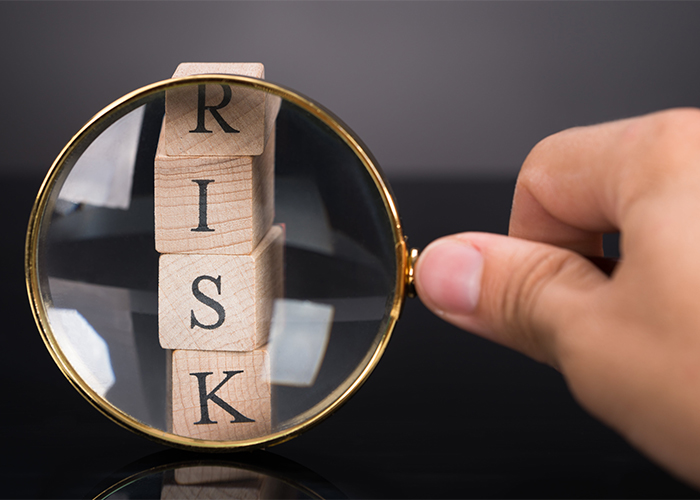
[47,308,116,396]
[58,105,145,210]
[268,299,334,387]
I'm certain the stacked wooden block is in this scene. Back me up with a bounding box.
[155,63,282,441]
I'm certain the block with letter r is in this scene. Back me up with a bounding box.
[160,62,277,157]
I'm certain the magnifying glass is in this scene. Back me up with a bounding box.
[25,64,416,450]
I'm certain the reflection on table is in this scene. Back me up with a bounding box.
[96,451,345,499]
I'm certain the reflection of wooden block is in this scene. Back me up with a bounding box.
[160,62,276,157]
[173,466,262,485]
[161,483,261,500]
[154,130,275,255]
[162,467,299,499]
[163,465,263,499]
[170,349,271,441]
[159,225,284,351]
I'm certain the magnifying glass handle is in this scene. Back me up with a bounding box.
[585,256,619,277]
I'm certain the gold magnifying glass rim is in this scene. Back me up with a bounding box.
[25,74,409,451]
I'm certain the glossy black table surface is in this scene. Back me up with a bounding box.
[4,176,696,499]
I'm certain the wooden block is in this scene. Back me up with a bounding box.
[170,349,271,441]
[154,130,275,255]
[158,225,284,351]
[172,62,265,80]
[160,62,277,157]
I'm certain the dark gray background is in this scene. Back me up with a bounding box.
[4,0,700,179]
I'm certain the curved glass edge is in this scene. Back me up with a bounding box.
[25,74,409,451]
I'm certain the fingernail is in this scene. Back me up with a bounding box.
[416,238,483,315]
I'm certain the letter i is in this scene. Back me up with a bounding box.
[191,179,215,232]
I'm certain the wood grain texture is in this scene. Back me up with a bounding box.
[154,130,275,255]
[160,62,278,157]
[170,349,271,441]
[158,225,284,351]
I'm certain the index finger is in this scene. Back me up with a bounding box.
[509,108,700,256]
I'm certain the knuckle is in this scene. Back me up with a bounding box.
[616,108,700,208]
[625,108,700,162]
[517,126,584,194]
[653,107,700,131]
[520,133,559,180]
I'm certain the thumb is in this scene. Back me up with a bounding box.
[414,232,610,366]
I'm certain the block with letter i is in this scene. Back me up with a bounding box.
[155,63,283,441]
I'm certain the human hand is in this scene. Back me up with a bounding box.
[415,109,700,488]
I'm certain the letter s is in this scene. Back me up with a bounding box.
[190,275,226,330]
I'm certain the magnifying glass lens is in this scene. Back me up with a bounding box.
[27,78,405,449]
